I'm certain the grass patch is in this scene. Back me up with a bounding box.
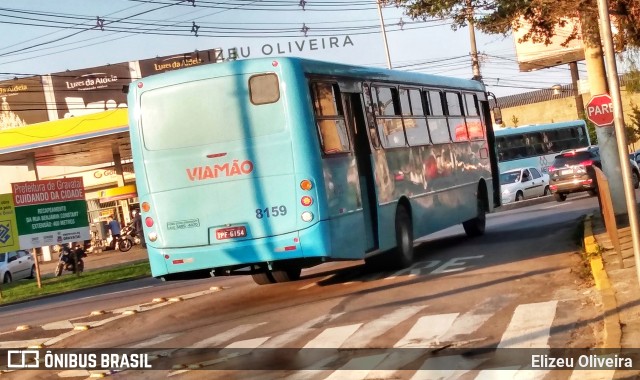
[0,262,151,305]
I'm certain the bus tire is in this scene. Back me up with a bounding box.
[251,272,275,285]
[271,267,302,283]
[389,205,413,269]
[463,194,486,238]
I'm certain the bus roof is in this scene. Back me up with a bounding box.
[133,56,486,93]
[493,120,587,136]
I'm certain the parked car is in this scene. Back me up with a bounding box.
[549,146,639,202]
[0,250,35,284]
[500,167,550,204]
[630,150,640,166]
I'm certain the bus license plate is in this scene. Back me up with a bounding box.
[216,226,247,240]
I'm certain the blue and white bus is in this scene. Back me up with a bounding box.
[127,57,500,285]
[495,120,591,175]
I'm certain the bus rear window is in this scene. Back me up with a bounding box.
[140,74,285,151]
[249,73,280,105]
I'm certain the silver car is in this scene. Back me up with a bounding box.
[0,250,35,283]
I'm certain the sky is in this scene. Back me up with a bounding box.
[0,0,591,98]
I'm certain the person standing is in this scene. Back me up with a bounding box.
[132,209,146,248]
[107,215,122,250]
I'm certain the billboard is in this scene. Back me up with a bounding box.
[0,77,49,130]
[513,17,585,72]
[49,63,133,119]
[12,178,90,249]
[138,48,223,77]
[0,194,19,252]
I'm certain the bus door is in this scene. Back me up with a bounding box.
[341,84,378,252]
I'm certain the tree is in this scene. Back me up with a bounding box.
[393,0,640,52]
[629,101,640,145]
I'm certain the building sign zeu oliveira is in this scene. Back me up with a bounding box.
[11,178,90,250]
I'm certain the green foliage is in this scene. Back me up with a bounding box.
[585,118,598,145]
[629,102,640,144]
[0,261,150,305]
[392,0,640,51]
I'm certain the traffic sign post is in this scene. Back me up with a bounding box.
[586,94,614,127]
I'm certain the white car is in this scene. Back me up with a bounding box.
[0,250,35,283]
[500,167,551,204]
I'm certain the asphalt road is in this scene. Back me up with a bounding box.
[0,192,608,380]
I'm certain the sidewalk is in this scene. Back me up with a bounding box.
[36,245,149,278]
[584,213,640,352]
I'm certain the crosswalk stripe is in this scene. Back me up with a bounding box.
[474,366,521,379]
[394,313,459,348]
[261,313,344,348]
[498,301,557,348]
[568,369,616,380]
[438,294,516,343]
[342,305,428,348]
[304,323,362,348]
[409,355,487,380]
[323,354,388,380]
[187,322,266,348]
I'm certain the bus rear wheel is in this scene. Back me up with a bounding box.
[251,271,275,285]
[388,205,413,269]
[463,196,486,237]
[271,267,302,283]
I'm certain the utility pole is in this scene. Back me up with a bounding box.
[569,61,585,119]
[467,0,481,81]
[376,1,392,69]
[596,0,640,285]
[581,16,626,215]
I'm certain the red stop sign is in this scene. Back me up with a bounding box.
[586,94,614,127]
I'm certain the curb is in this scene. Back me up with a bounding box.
[582,214,622,349]
[496,195,553,212]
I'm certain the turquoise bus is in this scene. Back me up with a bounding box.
[127,57,500,285]
[494,120,590,175]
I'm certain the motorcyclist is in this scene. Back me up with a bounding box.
[132,209,146,248]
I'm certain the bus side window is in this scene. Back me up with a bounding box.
[464,93,483,140]
[445,91,468,142]
[363,84,381,149]
[374,86,405,148]
[426,90,450,144]
[401,88,429,146]
[311,82,350,154]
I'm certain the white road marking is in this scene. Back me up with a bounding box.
[188,322,267,348]
[304,324,362,348]
[342,305,428,348]
[41,320,74,330]
[569,369,616,380]
[498,301,557,348]
[324,354,388,380]
[129,333,180,348]
[474,366,521,379]
[394,313,459,348]
[438,294,516,343]
[409,355,487,380]
[261,313,344,348]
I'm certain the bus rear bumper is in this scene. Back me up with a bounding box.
[146,221,332,278]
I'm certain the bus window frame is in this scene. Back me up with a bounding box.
[370,84,407,149]
[310,80,352,156]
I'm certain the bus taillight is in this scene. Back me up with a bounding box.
[300,179,313,191]
[142,202,151,212]
[301,196,313,206]
[145,217,154,227]
[301,212,314,222]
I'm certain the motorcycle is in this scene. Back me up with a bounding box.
[54,243,88,276]
[116,222,138,252]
